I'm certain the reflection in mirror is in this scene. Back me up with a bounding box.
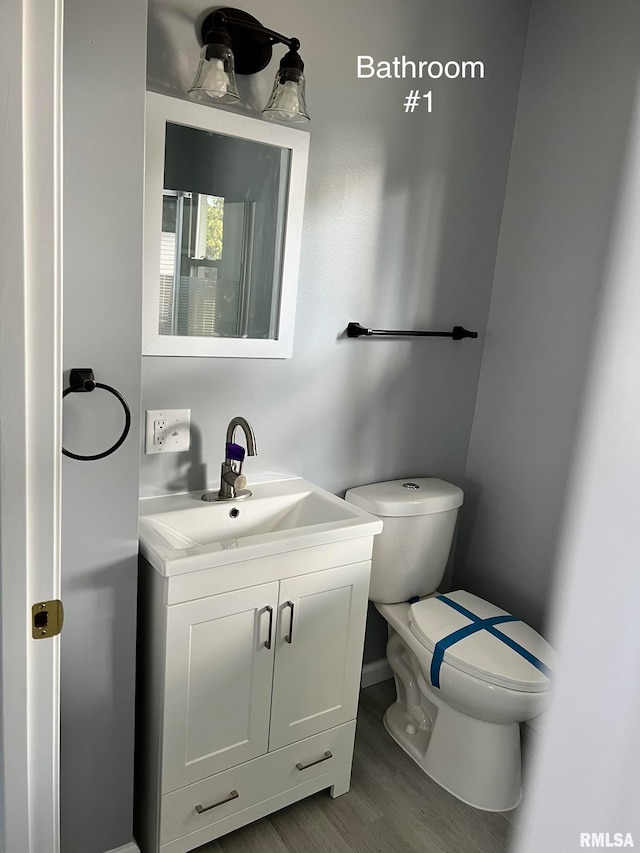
[143,93,309,358]
[160,123,290,341]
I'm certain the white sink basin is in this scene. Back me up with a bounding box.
[139,478,382,576]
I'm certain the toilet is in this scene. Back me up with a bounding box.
[345,478,554,812]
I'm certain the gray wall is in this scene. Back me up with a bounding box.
[143,0,532,659]
[517,65,640,853]
[61,0,146,850]
[455,0,640,632]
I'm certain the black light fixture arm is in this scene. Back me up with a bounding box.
[209,10,299,53]
[199,7,304,76]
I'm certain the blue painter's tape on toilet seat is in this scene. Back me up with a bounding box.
[430,594,552,689]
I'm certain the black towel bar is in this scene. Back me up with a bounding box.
[347,322,478,340]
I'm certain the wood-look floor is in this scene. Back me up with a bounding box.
[197,680,528,853]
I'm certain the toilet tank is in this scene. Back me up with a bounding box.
[345,478,464,604]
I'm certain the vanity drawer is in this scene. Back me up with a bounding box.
[160,720,356,845]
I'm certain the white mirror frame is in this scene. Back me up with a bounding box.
[143,92,309,358]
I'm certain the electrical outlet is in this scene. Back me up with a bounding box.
[145,409,190,454]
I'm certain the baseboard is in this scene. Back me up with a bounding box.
[104,842,140,853]
[361,658,393,689]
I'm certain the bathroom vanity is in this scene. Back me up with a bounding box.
[135,479,381,853]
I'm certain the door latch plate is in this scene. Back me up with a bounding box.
[32,600,64,639]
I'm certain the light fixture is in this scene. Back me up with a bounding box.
[188,7,310,122]
[188,17,240,105]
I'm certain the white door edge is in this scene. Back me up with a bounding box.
[0,0,63,850]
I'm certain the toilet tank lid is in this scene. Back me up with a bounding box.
[345,478,463,517]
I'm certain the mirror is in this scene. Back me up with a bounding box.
[143,93,309,357]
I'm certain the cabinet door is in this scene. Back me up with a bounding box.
[269,562,370,750]
[162,582,279,792]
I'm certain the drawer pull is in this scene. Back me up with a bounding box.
[195,789,239,813]
[296,750,332,771]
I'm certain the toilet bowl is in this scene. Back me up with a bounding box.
[378,592,551,811]
[345,478,554,812]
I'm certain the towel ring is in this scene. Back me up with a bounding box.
[62,369,131,461]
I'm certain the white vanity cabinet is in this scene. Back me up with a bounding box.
[135,542,373,853]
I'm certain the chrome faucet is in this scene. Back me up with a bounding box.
[203,416,257,502]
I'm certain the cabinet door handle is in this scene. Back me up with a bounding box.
[264,605,273,649]
[195,789,239,813]
[296,750,332,771]
[284,600,294,644]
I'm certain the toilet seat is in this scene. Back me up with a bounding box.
[409,591,554,693]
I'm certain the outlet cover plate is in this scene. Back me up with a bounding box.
[145,409,191,454]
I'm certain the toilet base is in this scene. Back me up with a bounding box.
[383,695,522,812]
[376,604,535,813]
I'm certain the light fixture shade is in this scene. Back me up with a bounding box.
[262,67,310,123]
[188,44,240,104]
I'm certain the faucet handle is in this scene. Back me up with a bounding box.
[222,470,247,492]
[226,442,246,463]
